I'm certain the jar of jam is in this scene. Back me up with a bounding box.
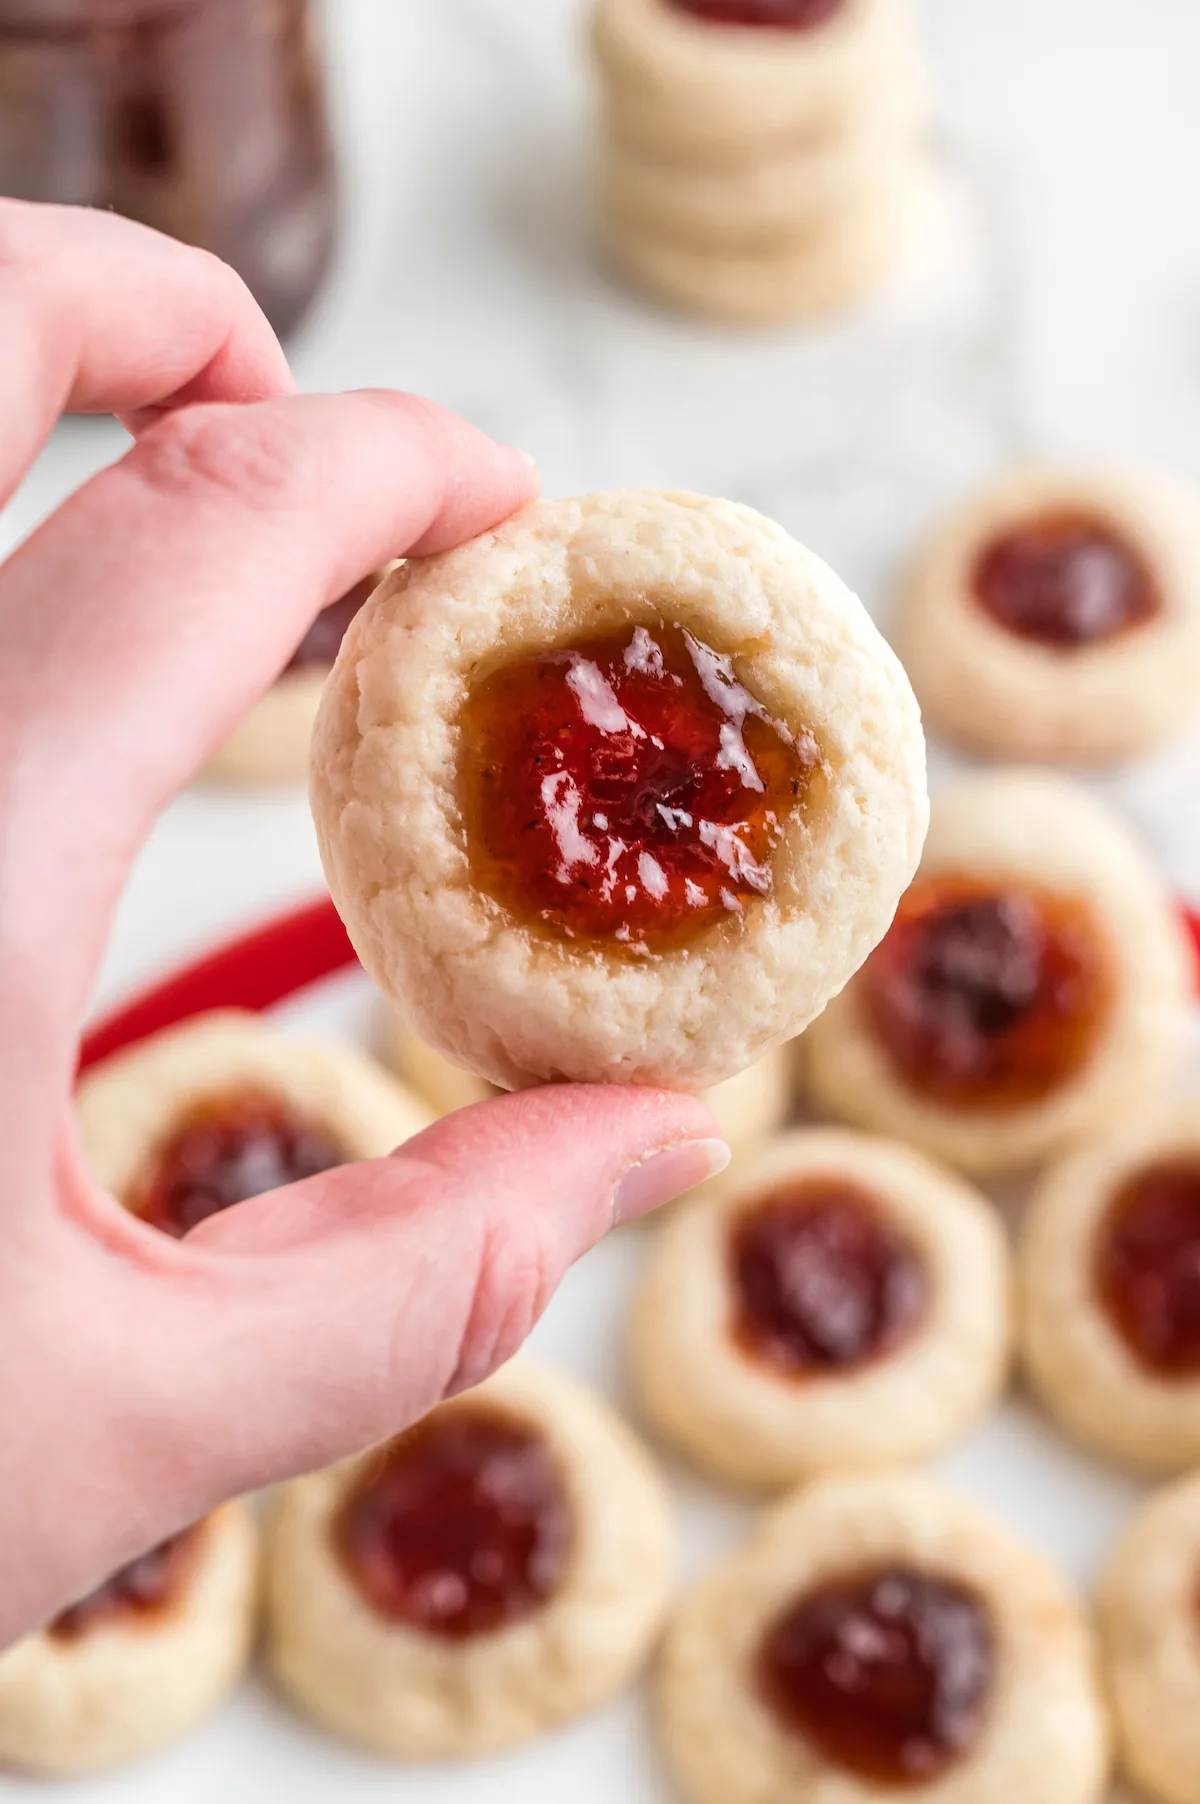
[0,0,335,337]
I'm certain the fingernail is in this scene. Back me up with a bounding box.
[513,447,539,470]
[613,1138,731,1226]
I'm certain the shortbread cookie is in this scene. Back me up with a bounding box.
[604,167,923,324]
[805,771,1191,1175]
[898,470,1200,765]
[312,492,927,1093]
[0,1504,257,1775]
[601,80,924,249]
[659,1472,1110,1804]
[1020,1108,1200,1472]
[593,0,916,156]
[77,1010,431,1238]
[1097,1474,1200,1804]
[206,572,383,784]
[265,1361,674,1758]
[387,1010,792,1151]
[632,1129,1010,1486]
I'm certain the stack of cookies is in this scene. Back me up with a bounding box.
[592,0,930,326]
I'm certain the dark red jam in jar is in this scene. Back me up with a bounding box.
[758,1566,994,1785]
[458,621,819,956]
[730,1179,927,1376]
[1095,1159,1200,1376]
[129,1090,344,1237]
[972,514,1159,649]
[286,571,378,673]
[0,0,335,338]
[864,874,1111,1110]
[334,1406,572,1639]
[50,1526,201,1641]
[669,0,845,27]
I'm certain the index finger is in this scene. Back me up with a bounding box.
[0,200,295,506]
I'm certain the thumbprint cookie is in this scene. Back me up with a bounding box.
[1096,1471,1200,1804]
[631,1128,1010,1486]
[77,1011,431,1239]
[264,1361,674,1758]
[1020,1107,1200,1472]
[311,491,927,1093]
[805,770,1191,1175]
[898,470,1200,765]
[658,1472,1110,1804]
[0,1504,257,1775]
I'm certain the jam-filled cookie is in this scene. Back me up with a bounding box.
[264,1361,674,1758]
[898,470,1200,766]
[387,1010,793,1153]
[0,1504,257,1775]
[592,0,914,158]
[659,1473,1110,1804]
[1019,1108,1200,1472]
[77,1011,431,1238]
[1097,1472,1200,1804]
[206,572,384,784]
[603,165,924,325]
[312,492,927,1094]
[632,1128,1010,1487]
[804,770,1191,1175]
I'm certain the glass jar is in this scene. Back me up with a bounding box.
[0,0,336,337]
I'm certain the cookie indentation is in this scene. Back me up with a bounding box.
[334,1407,573,1639]
[972,515,1159,649]
[758,1565,994,1783]
[50,1529,202,1642]
[1096,1159,1200,1377]
[459,622,818,955]
[130,1090,345,1237]
[864,875,1111,1110]
[730,1179,927,1377]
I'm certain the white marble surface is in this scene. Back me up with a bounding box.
[4,0,1200,1011]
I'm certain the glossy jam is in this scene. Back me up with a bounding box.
[668,0,845,27]
[864,874,1111,1110]
[50,1527,200,1641]
[286,572,377,672]
[335,1406,572,1639]
[758,1567,994,1786]
[972,514,1158,648]
[129,1090,344,1237]
[458,622,818,955]
[1095,1159,1200,1375]
[730,1179,927,1377]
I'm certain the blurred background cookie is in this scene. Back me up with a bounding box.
[265,1361,674,1758]
[804,770,1192,1175]
[1020,1107,1200,1473]
[630,1127,1010,1486]
[0,1505,257,1776]
[658,1473,1110,1804]
[898,471,1200,766]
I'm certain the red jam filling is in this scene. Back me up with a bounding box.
[1095,1159,1200,1375]
[334,1405,572,1639]
[758,1567,994,1786]
[731,1179,927,1376]
[458,621,819,955]
[286,571,378,671]
[668,0,846,27]
[130,1090,345,1238]
[972,514,1158,648]
[864,874,1111,1110]
[49,1528,201,1642]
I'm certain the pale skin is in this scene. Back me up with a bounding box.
[0,201,729,1649]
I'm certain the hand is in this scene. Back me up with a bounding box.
[0,202,728,1647]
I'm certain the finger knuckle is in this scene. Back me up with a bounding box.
[448,1213,554,1396]
[130,403,310,513]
